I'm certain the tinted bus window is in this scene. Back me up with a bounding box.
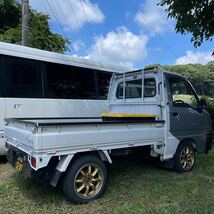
[0,55,3,97]
[45,62,96,99]
[4,56,43,98]
[96,71,112,99]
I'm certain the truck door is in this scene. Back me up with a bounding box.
[166,75,208,151]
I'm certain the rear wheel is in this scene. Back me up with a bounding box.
[63,155,107,204]
[174,141,195,172]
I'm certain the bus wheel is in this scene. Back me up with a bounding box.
[63,155,108,204]
[174,141,195,173]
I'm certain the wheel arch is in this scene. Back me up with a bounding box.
[178,138,197,152]
[50,150,111,187]
[71,150,112,165]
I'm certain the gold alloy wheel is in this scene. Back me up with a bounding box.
[180,147,194,170]
[74,164,104,199]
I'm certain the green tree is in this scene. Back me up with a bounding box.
[0,27,21,43]
[0,0,21,30]
[206,61,214,72]
[162,63,214,97]
[159,0,214,48]
[0,0,68,53]
[29,11,67,53]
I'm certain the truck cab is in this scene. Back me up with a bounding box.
[107,68,212,157]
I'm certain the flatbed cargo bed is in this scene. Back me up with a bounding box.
[5,117,164,126]
[5,117,165,167]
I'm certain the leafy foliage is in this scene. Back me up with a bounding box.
[29,11,67,53]
[159,0,214,47]
[0,27,21,44]
[163,63,214,97]
[0,0,21,30]
[0,0,68,53]
[205,97,214,127]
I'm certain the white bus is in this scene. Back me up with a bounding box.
[0,42,127,155]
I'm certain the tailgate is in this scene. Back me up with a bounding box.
[4,119,38,151]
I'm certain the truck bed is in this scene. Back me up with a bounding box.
[5,116,161,126]
[5,117,165,170]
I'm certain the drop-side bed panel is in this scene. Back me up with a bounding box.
[5,118,165,155]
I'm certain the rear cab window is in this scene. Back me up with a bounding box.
[116,78,156,99]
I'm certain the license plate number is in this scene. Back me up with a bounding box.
[15,156,24,173]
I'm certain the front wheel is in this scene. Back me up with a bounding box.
[63,155,108,204]
[174,141,195,173]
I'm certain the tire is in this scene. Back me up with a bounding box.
[174,141,195,173]
[62,155,108,204]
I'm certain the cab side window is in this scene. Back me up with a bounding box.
[169,77,198,108]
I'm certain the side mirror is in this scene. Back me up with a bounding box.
[199,98,206,112]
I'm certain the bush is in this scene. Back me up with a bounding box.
[205,97,214,127]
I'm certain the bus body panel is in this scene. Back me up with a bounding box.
[0,98,5,155]
[5,98,44,118]
[43,99,108,118]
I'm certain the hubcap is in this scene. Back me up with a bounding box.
[74,164,103,199]
[180,147,194,170]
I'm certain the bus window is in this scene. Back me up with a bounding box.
[45,62,97,99]
[4,56,43,98]
[96,71,112,99]
[0,55,3,97]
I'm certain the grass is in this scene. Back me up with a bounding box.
[1,149,214,214]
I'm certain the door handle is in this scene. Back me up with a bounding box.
[173,112,179,117]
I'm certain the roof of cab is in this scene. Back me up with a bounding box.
[115,65,186,80]
[0,41,130,73]
[162,70,186,79]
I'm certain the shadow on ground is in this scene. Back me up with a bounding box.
[0,155,7,164]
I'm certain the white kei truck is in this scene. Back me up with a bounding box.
[4,66,213,204]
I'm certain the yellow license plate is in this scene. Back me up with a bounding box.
[15,157,24,173]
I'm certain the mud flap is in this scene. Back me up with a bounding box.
[160,157,174,169]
